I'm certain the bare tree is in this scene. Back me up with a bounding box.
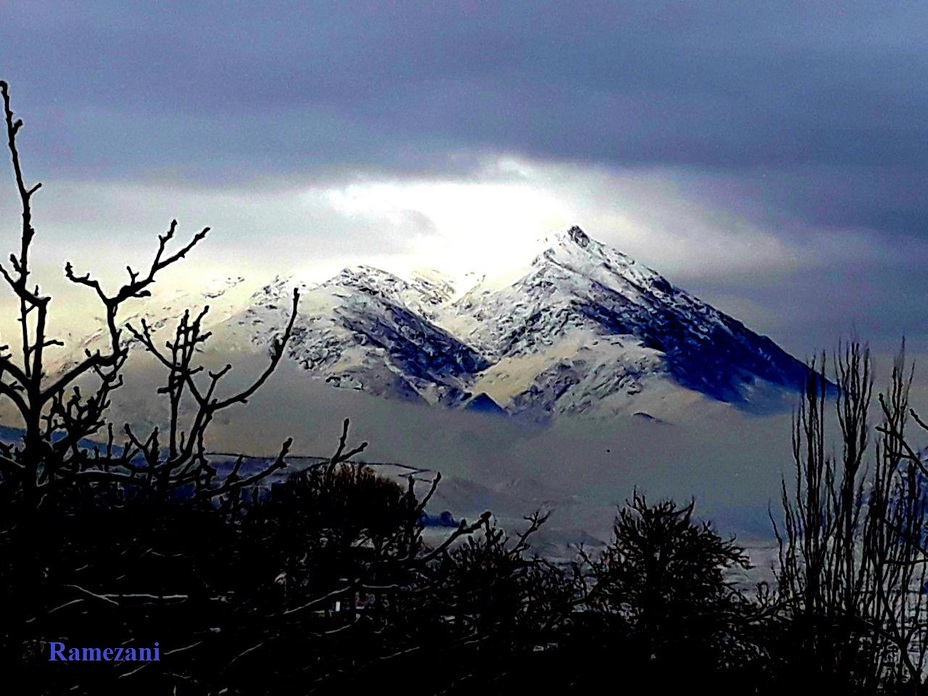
[775,341,928,691]
[584,494,755,688]
[0,80,299,511]
[0,80,304,673]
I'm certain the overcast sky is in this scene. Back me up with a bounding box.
[1,1,927,360]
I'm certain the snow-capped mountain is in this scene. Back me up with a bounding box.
[445,226,810,417]
[214,265,489,408]
[199,226,810,421]
[58,227,812,422]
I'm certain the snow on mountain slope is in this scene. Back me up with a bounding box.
[440,226,808,417]
[53,226,812,423]
[50,274,260,374]
[209,265,490,408]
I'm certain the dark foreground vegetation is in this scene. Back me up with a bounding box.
[4,81,928,694]
[7,369,928,696]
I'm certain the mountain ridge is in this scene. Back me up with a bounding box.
[58,226,813,423]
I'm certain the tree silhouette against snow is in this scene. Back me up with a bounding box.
[0,79,301,686]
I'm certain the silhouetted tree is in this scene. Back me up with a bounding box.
[334,510,580,695]
[775,341,928,692]
[0,79,300,690]
[583,494,760,690]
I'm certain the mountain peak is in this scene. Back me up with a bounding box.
[531,226,666,294]
[545,225,592,251]
[566,225,590,247]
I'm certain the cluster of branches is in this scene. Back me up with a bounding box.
[775,341,928,692]
[0,80,300,516]
[14,451,767,695]
[24,423,928,696]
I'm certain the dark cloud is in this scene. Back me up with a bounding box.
[5,3,928,176]
[688,257,928,359]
